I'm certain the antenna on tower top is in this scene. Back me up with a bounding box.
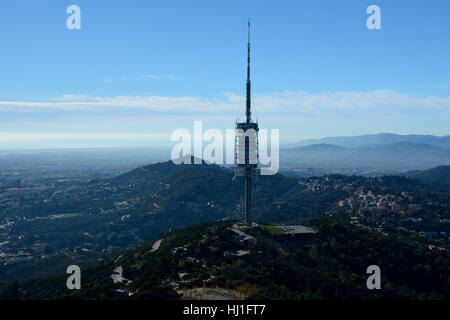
[246,18,251,123]
[248,18,251,45]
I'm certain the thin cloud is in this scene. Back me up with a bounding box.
[143,74,176,80]
[0,95,234,112]
[1,90,449,114]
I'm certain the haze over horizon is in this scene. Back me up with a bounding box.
[0,132,449,152]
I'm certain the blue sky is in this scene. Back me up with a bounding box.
[0,0,449,149]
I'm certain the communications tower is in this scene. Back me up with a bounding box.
[235,20,259,225]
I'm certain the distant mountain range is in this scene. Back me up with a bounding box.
[287,133,450,149]
[280,133,450,174]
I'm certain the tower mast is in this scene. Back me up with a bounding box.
[246,20,251,124]
[235,19,258,226]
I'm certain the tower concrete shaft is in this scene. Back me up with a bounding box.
[245,176,251,225]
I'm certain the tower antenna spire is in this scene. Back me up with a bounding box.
[246,18,251,123]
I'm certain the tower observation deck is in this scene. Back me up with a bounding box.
[235,21,259,225]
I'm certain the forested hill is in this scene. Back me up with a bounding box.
[1,218,449,300]
[407,165,450,185]
[2,159,449,282]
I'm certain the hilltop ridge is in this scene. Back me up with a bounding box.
[1,218,448,300]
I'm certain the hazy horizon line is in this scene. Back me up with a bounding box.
[1,131,449,152]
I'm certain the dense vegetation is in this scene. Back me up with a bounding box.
[408,165,450,186]
[1,160,449,282]
[1,218,448,300]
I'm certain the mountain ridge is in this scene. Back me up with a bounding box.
[285,133,450,149]
[281,136,450,173]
